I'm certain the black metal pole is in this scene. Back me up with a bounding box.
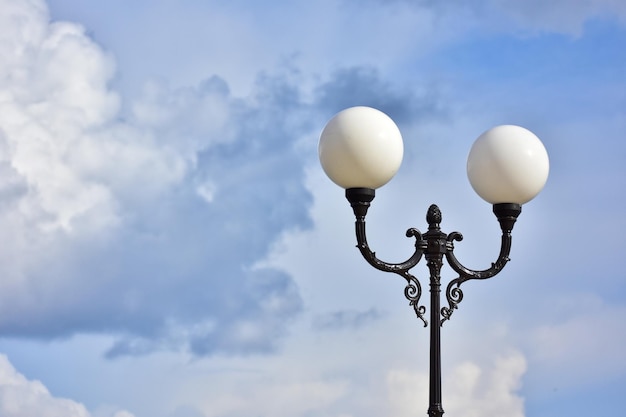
[424,205,446,417]
[428,272,444,417]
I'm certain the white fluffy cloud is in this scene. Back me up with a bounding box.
[0,354,133,417]
[0,0,309,356]
[1,0,452,358]
[0,0,187,234]
[387,351,526,417]
[200,380,350,417]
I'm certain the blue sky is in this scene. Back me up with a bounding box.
[0,0,624,416]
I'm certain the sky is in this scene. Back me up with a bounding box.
[0,0,624,416]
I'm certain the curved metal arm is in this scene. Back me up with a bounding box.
[441,203,522,323]
[347,188,426,273]
[347,188,428,326]
[354,217,428,326]
[445,230,513,281]
[355,219,424,273]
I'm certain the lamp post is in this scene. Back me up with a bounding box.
[318,106,549,417]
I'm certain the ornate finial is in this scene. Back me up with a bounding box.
[426,204,442,228]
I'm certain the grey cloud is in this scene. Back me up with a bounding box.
[0,71,311,357]
[313,308,384,331]
[0,0,445,359]
[314,66,444,126]
[0,0,311,358]
[357,0,626,34]
[490,0,626,34]
[0,61,441,357]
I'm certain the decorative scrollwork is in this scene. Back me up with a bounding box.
[440,222,515,325]
[441,280,464,324]
[404,274,428,327]
[406,227,422,240]
[352,213,428,327]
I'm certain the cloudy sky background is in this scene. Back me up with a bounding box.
[0,0,624,416]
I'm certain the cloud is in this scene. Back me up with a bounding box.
[166,406,206,417]
[314,66,445,125]
[312,308,384,331]
[0,353,133,417]
[490,0,626,34]
[361,0,626,35]
[0,0,461,359]
[0,0,310,357]
[198,379,350,417]
[387,351,526,417]
[0,0,445,359]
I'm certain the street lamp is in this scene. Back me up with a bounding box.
[318,106,549,417]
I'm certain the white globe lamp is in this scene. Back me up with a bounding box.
[318,106,403,190]
[467,125,549,205]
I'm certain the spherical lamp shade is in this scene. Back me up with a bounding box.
[467,125,549,204]
[318,106,403,189]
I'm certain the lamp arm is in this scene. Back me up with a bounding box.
[444,230,513,281]
[354,218,424,273]
[346,188,428,326]
[440,203,521,324]
[346,188,425,273]
[354,217,428,326]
